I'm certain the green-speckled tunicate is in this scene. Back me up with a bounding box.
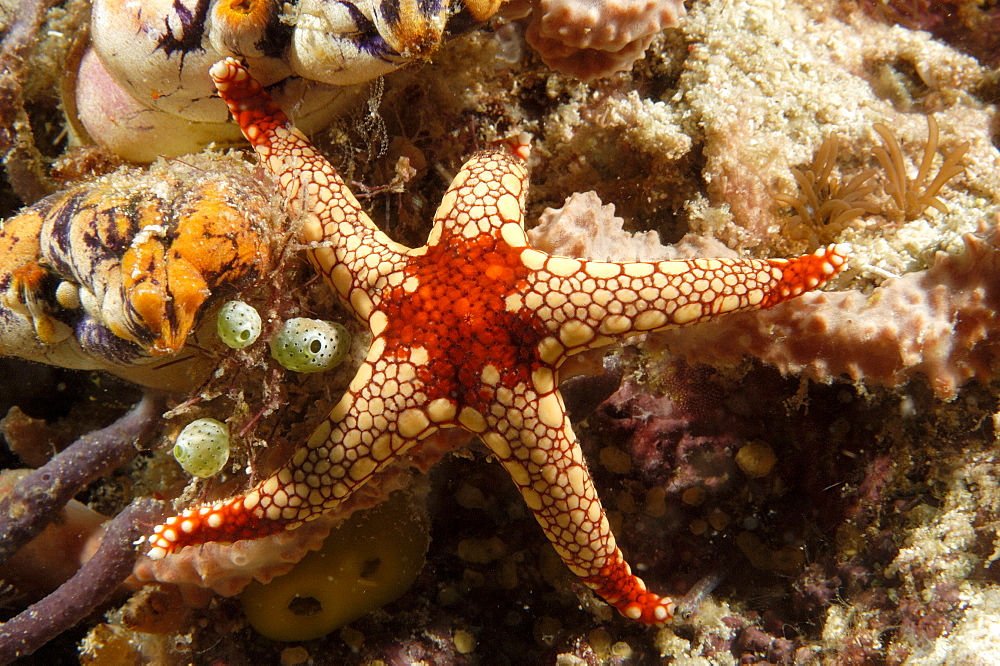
[217,300,262,349]
[269,318,351,373]
[173,418,230,478]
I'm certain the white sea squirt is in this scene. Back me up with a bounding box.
[269,318,351,373]
[173,418,231,478]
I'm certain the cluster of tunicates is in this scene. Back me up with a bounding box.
[216,301,351,374]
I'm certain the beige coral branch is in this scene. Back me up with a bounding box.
[774,133,879,243]
[873,115,971,222]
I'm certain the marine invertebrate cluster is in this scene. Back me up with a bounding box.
[873,115,970,222]
[0,154,278,390]
[146,58,846,627]
[71,0,506,161]
[775,115,970,242]
[4,0,1000,659]
[772,133,879,241]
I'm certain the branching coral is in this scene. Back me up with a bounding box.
[0,470,108,600]
[0,497,167,663]
[873,115,970,222]
[775,116,970,244]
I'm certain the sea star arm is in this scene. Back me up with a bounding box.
[209,58,412,321]
[478,391,675,624]
[147,350,436,555]
[523,248,848,359]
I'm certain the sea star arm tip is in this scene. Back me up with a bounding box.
[527,241,849,352]
[482,416,677,625]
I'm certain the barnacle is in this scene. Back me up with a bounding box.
[217,301,262,349]
[173,418,231,479]
[872,115,970,221]
[774,133,879,242]
[269,318,351,373]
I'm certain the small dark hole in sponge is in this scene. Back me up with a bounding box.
[360,557,381,579]
[288,595,323,616]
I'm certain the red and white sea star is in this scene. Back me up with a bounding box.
[148,57,847,625]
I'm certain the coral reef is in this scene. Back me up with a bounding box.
[2,0,1000,662]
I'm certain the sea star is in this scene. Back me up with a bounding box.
[148,57,848,625]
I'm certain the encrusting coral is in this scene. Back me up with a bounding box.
[649,217,1000,400]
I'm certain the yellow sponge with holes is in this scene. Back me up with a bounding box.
[239,492,429,641]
